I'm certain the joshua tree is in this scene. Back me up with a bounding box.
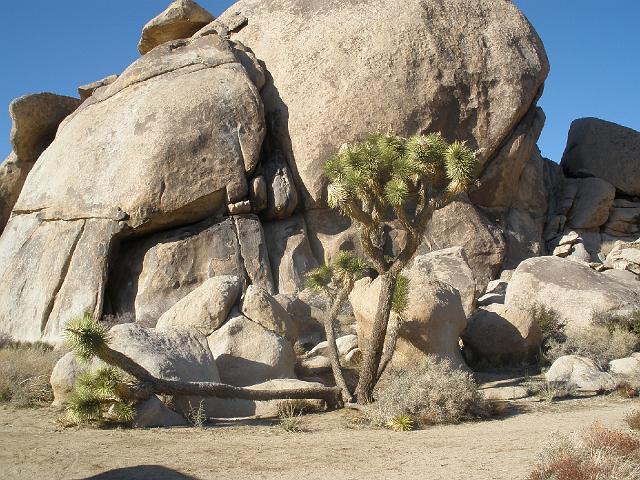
[323,131,477,403]
[64,314,342,424]
[306,251,370,402]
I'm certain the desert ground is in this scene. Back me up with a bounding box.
[0,395,635,480]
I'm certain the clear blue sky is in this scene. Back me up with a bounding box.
[0,1,638,163]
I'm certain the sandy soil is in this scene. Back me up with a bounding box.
[0,396,637,480]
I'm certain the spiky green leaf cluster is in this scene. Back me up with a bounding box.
[64,313,109,362]
[305,264,334,293]
[66,367,135,426]
[324,131,477,211]
[305,251,370,294]
[391,275,410,316]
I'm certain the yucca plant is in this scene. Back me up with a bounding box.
[324,131,478,403]
[66,366,136,426]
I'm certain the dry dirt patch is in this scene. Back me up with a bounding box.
[0,396,636,480]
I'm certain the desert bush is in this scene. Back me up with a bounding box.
[0,339,63,407]
[275,399,319,417]
[530,304,565,347]
[626,410,640,431]
[529,381,575,402]
[277,401,306,433]
[595,308,640,339]
[617,382,639,399]
[528,423,640,480]
[186,400,206,428]
[545,324,637,370]
[365,355,487,428]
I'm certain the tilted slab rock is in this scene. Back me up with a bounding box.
[221,0,548,207]
[156,276,242,335]
[240,285,298,343]
[421,199,506,291]
[561,118,640,197]
[262,214,318,294]
[77,74,118,101]
[505,256,640,328]
[0,214,118,343]
[14,35,265,231]
[138,0,214,55]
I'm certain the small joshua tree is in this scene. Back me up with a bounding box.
[306,251,370,402]
[307,253,409,402]
[324,131,478,403]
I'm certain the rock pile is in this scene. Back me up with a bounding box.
[0,0,638,423]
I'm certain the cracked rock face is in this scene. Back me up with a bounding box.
[0,34,266,343]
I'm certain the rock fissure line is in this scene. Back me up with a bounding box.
[40,220,86,334]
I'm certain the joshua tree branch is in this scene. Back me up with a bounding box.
[76,334,344,410]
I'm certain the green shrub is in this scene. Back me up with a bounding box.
[0,339,62,407]
[595,308,640,338]
[530,303,565,346]
[365,355,487,428]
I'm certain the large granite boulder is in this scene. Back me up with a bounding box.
[138,0,214,55]
[207,312,296,386]
[409,247,476,317]
[350,274,468,370]
[240,285,298,342]
[0,35,266,342]
[565,177,616,230]
[221,0,548,207]
[15,35,264,230]
[561,118,640,196]
[109,323,221,416]
[545,355,617,392]
[462,304,542,365]
[505,256,640,328]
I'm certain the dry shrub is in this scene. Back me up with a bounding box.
[366,355,487,428]
[275,399,319,417]
[626,410,640,431]
[277,401,306,433]
[528,423,640,480]
[618,382,639,399]
[546,325,637,370]
[0,339,63,407]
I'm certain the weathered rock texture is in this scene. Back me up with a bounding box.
[350,272,468,370]
[221,0,549,207]
[505,256,640,328]
[0,35,265,342]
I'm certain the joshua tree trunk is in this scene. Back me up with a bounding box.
[355,270,399,403]
[321,282,354,403]
[89,337,343,409]
[376,312,402,382]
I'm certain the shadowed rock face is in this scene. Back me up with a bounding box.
[561,118,640,197]
[221,0,549,208]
